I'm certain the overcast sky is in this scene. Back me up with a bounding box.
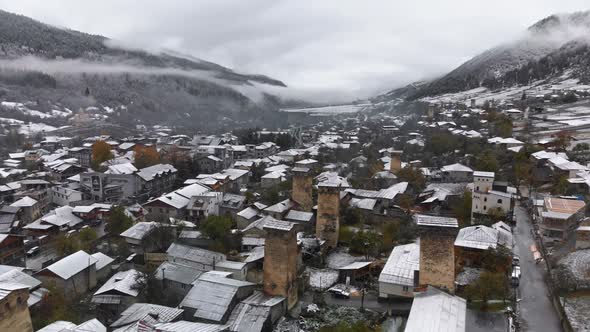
[0,1,589,100]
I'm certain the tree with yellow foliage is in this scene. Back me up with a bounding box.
[134,145,160,169]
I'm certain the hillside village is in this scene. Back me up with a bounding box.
[0,79,588,332]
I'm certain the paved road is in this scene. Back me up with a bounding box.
[514,204,562,332]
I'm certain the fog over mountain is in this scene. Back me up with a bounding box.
[2,0,590,102]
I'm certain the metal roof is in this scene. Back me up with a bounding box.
[154,261,203,285]
[405,286,466,332]
[0,268,41,290]
[263,219,294,232]
[110,303,184,328]
[473,171,495,178]
[154,321,228,332]
[414,214,458,228]
[167,243,226,266]
[227,302,270,332]
[180,272,255,322]
[136,164,177,181]
[379,243,420,286]
[338,261,372,270]
[454,226,498,250]
[94,269,141,298]
[441,163,473,173]
[120,221,159,240]
[285,210,314,222]
[91,252,115,271]
[42,250,98,280]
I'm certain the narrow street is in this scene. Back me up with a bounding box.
[513,204,562,332]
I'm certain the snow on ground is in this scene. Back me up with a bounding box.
[280,103,372,115]
[18,123,57,135]
[0,117,24,124]
[563,295,590,331]
[22,109,51,118]
[557,249,590,289]
[51,109,72,117]
[103,106,115,114]
[325,248,367,269]
[306,267,339,290]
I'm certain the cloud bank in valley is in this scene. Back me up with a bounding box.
[0,0,589,102]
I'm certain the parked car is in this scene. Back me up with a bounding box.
[512,255,520,266]
[328,286,350,299]
[511,266,521,286]
[26,246,40,257]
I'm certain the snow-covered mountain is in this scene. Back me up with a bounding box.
[0,10,289,132]
[380,11,590,101]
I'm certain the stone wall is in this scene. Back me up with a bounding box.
[419,228,456,293]
[0,288,32,332]
[263,228,299,309]
[316,187,340,248]
[292,174,313,212]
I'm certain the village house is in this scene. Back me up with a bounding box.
[538,197,586,241]
[35,250,98,298]
[379,242,420,298]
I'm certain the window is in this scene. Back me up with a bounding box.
[483,206,487,210]
[476,186,480,191]
[497,199,503,204]
[484,197,487,202]
[402,286,409,292]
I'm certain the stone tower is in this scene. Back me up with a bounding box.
[292,167,313,212]
[263,220,299,309]
[316,184,341,249]
[390,150,403,174]
[415,214,459,293]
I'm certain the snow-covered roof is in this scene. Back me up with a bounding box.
[91,252,115,271]
[137,164,177,181]
[10,196,37,207]
[414,214,458,228]
[120,222,159,241]
[94,269,141,298]
[379,242,420,287]
[105,163,137,175]
[454,225,499,250]
[405,286,466,332]
[473,171,495,178]
[441,163,473,173]
[42,250,98,280]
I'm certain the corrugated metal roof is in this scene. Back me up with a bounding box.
[110,303,184,328]
[154,321,228,332]
[414,214,458,228]
[405,287,466,332]
[167,243,226,266]
[180,272,255,322]
[379,243,420,287]
[227,302,270,332]
[263,219,294,232]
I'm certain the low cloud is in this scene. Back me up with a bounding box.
[0,1,590,102]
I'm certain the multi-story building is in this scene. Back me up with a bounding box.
[471,171,515,223]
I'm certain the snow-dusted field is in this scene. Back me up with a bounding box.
[280,103,371,115]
